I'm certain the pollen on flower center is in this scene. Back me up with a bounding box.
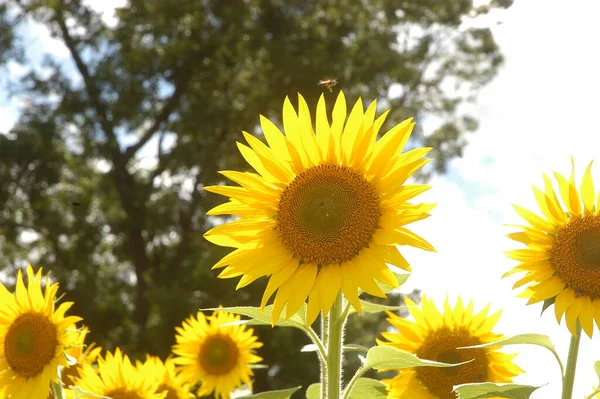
[551,213,600,297]
[104,389,144,399]
[4,312,58,378]
[199,335,239,375]
[276,164,381,265]
[415,326,488,399]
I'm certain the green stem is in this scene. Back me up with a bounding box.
[320,312,329,399]
[305,325,328,366]
[51,380,64,399]
[341,365,367,399]
[326,292,344,399]
[585,387,600,399]
[561,322,582,399]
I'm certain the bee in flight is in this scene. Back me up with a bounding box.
[318,78,338,93]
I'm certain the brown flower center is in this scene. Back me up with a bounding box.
[415,326,488,399]
[552,213,600,297]
[158,384,181,399]
[276,164,381,265]
[104,389,144,399]
[199,335,239,375]
[4,311,58,378]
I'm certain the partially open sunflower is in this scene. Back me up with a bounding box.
[204,92,434,325]
[377,296,522,399]
[505,159,600,337]
[0,265,81,399]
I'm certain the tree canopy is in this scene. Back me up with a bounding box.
[0,0,512,394]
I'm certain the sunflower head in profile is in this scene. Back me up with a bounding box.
[204,92,435,325]
[172,310,263,399]
[0,265,82,399]
[137,355,194,399]
[376,296,522,399]
[60,325,102,387]
[505,159,600,337]
[73,348,164,399]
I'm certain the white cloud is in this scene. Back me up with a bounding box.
[397,0,600,397]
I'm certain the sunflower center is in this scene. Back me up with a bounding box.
[199,334,239,375]
[551,214,600,297]
[4,311,58,378]
[276,164,381,265]
[158,384,180,399]
[105,389,144,399]
[415,326,488,399]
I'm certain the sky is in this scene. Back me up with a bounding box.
[2,0,600,397]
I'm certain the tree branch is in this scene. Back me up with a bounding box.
[54,8,121,157]
[123,75,192,160]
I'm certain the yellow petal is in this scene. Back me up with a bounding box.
[297,94,320,166]
[526,276,564,304]
[340,259,361,313]
[284,263,317,320]
[565,298,583,336]
[282,96,309,169]
[260,115,293,165]
[512,204,555,233]
[542,173,567,221]
[592,299,600,330]
[315,94,331,160]
[581,161,595,212]
[242,132,294,183]
[579,295,595,338]
[341,97,364,164]
[261,258,299,310]
[329,91,347,162]
[368,119,414,177]
[373,228,436,252]
[306,264,342,326]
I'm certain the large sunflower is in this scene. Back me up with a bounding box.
[0,265,82,399]
[204,92,434,325]
[505,160,600,337]
[377,296,522,399]
[172,310,263,399]
[137,355,194,399]
[73,348,164,399]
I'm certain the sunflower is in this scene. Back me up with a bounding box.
[204,92,434,325]
[505,160,600,337]
[0,265,82,399]
[377,296,522,399]
[172,310,263,399]
[137,355,194,399]
[60,326,102,386]
[73,348,164,399]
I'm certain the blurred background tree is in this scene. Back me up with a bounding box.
[0,0,512,396]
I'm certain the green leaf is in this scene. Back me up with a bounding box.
[344,344,369,353]
[305,384,320,399]
[459,333,561,371]
[350,300,401,315]
[375,272,410,293]
[301,344,318,352]
[202,304,307,329]
[69,386,112,399]
[595,360,600,381]
[364,346,470,371]
[238,386,301,399]
[346,378,387,399]
[453,382,541,398]
[249,364,269,369]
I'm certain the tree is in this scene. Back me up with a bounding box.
[0,0,512,394]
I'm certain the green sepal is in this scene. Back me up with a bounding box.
[305,383,320,399]
[70,386,112,399]
[374,272,410,293]
[453,382,541,398]
[238,386,301,399]
[349,300,401,315]
[541,296,556,315]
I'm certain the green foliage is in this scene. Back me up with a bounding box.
[363,346,468,371]
[238,386,301,399]
[0,0,511,394]
[453,382,541,399]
